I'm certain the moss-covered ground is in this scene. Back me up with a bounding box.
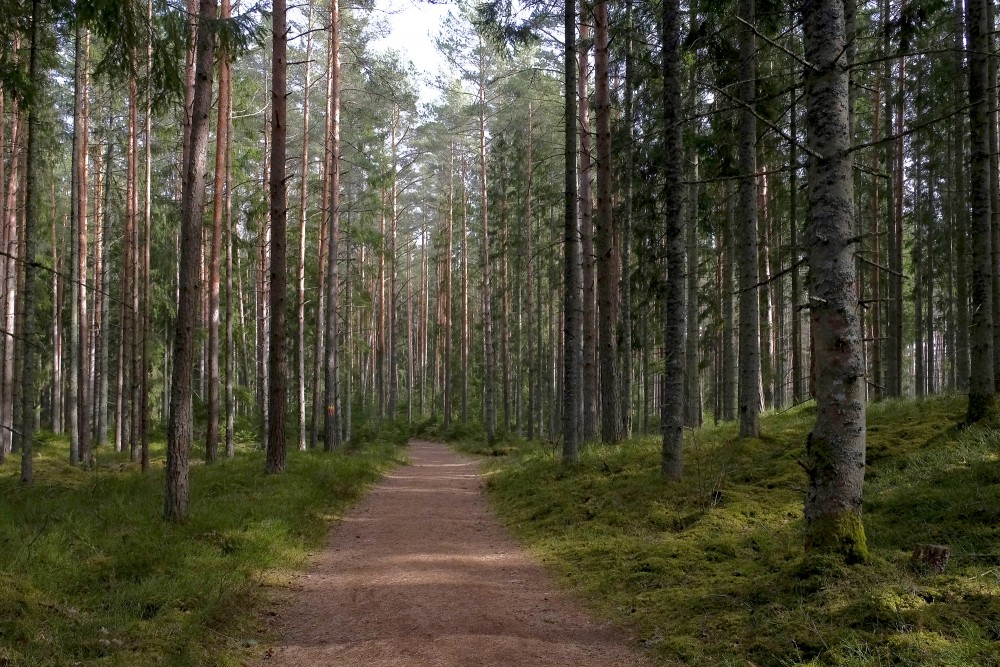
[457,395,1000,666]
[0,430,405,666]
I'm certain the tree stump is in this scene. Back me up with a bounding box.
[911,544,950,574]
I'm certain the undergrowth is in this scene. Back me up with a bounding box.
[474,394,1000,666]
[0,433,404,666]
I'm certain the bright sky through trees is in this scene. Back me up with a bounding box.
[371,0,453,103]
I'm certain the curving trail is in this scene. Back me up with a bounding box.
[263,440,649,667]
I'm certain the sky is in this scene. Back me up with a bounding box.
[369,0,454,103]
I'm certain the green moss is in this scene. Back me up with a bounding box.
[805,510,869,564]
[471,393,1000,666]
[0,433,404,666]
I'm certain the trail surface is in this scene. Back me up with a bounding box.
[263,439,649,666]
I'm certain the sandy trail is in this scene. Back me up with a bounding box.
[263,440,649,667]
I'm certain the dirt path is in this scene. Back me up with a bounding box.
[263,440,649,667]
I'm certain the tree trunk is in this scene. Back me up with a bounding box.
[594,0,621,444]
[267,0,289,472]
[967,0,995,421]
[661,0,684,479]
[207,0,231,463]
[166,0,216,520]
[19,0,43,483]
[563,0,582,463]
[722,180,736,420]
[801,0,868,562]
[524,111,534,439]
[324,0,343,450]
[620,0,634,437]
[737,0,761,437]
[954,0,970,391]
[579,0,597,442]
[296,0,313,451]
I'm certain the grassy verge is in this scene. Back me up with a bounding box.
[473,395,1000,666]
[0,433,405,666]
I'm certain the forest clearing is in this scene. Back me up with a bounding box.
[2,0,1000,664]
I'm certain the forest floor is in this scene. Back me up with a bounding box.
[257,440,650,667]
[454,395,1000,666]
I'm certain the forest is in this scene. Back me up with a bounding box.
[1,0,999,664]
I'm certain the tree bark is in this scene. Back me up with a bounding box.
[954,0,970,391]
[801,0,868,562]
[296,0,313,451]
[661,0,684,479]
[267,0,289,472]
[967,0,995,421]
[594,0,621,444]
[737,0,761,437]
[579,0,597,442]
[206,0,231,463]
[166,0,216,520]
[324,0,342,451]
[563,0,582,463]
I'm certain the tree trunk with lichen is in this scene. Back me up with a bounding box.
[801,0,868,563]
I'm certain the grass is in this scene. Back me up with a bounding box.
[0,430,405,666]
[464,394,1000,666]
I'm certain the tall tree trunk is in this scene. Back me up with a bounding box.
[620,0,634,437]
[524,111,534,439]
[166,0,216,520]
[443,141,454,430]
[722,180,736,419]
[661,0,684,479]
[140,1,153,472]
[579,0,597,442]
[324,0,342,450]
[19,0,43,483]
[296,1,313,451]
[790,84,804,404]
[563,0,582,463]
[594,0,621,443]
[989,0,1000,390]
[685,154,701,426]
[207,0,232,463]
[311,8,334,448]
[954,0,970,391]
[461,157,469,425]
[51,212,62,434]
[967,0,995,421]
[478,52,496,444]
[737,0,761,437]
[97,141,111,449]
[267,0,289,472]
[801,0,868,562]
[224,84,235,458]
[69,24,88,465]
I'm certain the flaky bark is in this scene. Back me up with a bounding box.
[801,0,868,562]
